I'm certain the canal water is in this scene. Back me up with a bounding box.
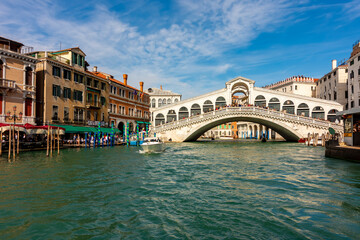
[0,142,359,239]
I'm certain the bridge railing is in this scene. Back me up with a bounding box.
[154,106,341,131]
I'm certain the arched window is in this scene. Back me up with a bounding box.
[312,106,325,119]
[155,113,165,126]
[0,59,3,79]
[175,99,179,103]
[25,66,32,85]
[167,98,171,104]
[166,110,176,122]
[297,103,309,117]
[327,109,340,122]
[254,95,266,107]
[151,99,156,108]
[191,103,201,116]
[203,100,213,113]
[283,100,294,114]
[268,97,280,111]
[163,98,166,105]
[178,107,189,119]
[215,96,226,108]
[158,99,162,107]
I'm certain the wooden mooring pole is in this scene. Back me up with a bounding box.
[8,125,12,161]
[46,126,49,157]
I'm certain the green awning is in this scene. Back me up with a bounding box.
[51,125,120,134]
[136,121,151,125]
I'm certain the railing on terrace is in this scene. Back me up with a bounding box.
[154,107,341,131]
[0,79,16,89]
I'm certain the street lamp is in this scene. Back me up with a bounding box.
[6,106,23,124]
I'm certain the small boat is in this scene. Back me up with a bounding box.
[140,137,165,153]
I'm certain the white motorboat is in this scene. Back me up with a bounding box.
[140,137,165,153]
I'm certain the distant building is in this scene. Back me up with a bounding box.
[97,72,150,133]
[264,76,318,98]
[145,86,181,109]
[0,36,38,124]
[316,60,348,110]
[347,41,360,110]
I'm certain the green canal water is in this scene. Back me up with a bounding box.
[0,142,360,239]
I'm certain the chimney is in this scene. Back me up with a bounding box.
[140,81,144,92]
[160,85,163,90]
[332,60,337,70]
[123,74,128,85]
[93,66,97,72]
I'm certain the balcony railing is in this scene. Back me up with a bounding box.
[86,100,100,108]
[0,79,16,89]
[17,83,36,92]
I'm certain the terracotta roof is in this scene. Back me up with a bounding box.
[89,71,146,93]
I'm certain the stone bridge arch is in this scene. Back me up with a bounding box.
[183,115,302,142]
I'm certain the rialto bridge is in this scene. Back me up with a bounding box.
[151,76,343,142]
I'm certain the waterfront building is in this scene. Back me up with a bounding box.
[264,76,318,98]
[29,47,109,126]
[145,86,181,110]
[93,71,150,133]
[316,60,348,112]
[347,40,360,110]
[0,36,38,124]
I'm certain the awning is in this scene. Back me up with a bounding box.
[136,121,151,125]
[337,107,360,116]
[50,125,120,134]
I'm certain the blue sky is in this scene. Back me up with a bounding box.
[1,0,360,99]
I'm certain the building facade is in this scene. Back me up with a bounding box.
[95,72,150,133]
[145,86,182,109]
[264,76,318,98]
[316,60,348,112]
[30,47,109,126]
[0,36,38,124]
[348,41,360,110]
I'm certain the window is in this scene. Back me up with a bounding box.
[345,69,348,73]
[73,90,83,102]
[101,96,106,106]
[352,85,354,93]
[334,91,337,100]
[101,82,106,90]
[52,84,61,97]
[64,107,69,120]
[72,52,78,65]
[93,80,99,88]
[109,103,113,113]
[74,108,84,121]
[295,85,297,90]
[345,90,348,98]
[358,68,360,75]
[333,71,336,76]
[86,78,92,86]
[87,111,91,120]
[94,112,98,121]
[350,60,354,66]
[358,55,360,61]
[113,86,117,94]
[25,67,32,85]
[63,69,71,80]
[351,101,354,108]
[52,106,58,120]
[25,98,32,116]
[350,71,354,79]
[102,113,104,121]
[94,95,98,106]
[74,73,83,83]
[63,87,71,99]
[87,93,93,104]
[52,66,60,77]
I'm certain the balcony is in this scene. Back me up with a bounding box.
[0,79,16,89]
[18,83,36,92]
[86,100,100,108]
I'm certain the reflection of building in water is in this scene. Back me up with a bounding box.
[203,122,284,140]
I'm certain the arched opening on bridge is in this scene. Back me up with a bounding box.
[312,106,325,119]
[327,109,340,122]
[215,97,226,109]
[253,125,258,139]
[155,113,165,126]
[249,125,253,138]
[283,100,295,114]
[166,110,176,122]
[179,107,189,119]
[268,97,280,111]
[297,103,309,117]
[203,100,213,113]
[151,99,156,108]
[232,92,247,106]
[191,104,201,116]
[254,95,266,107]
[167,98,172,104]
[158,99,163,108]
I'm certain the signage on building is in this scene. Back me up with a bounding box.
[87,120,108,127]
